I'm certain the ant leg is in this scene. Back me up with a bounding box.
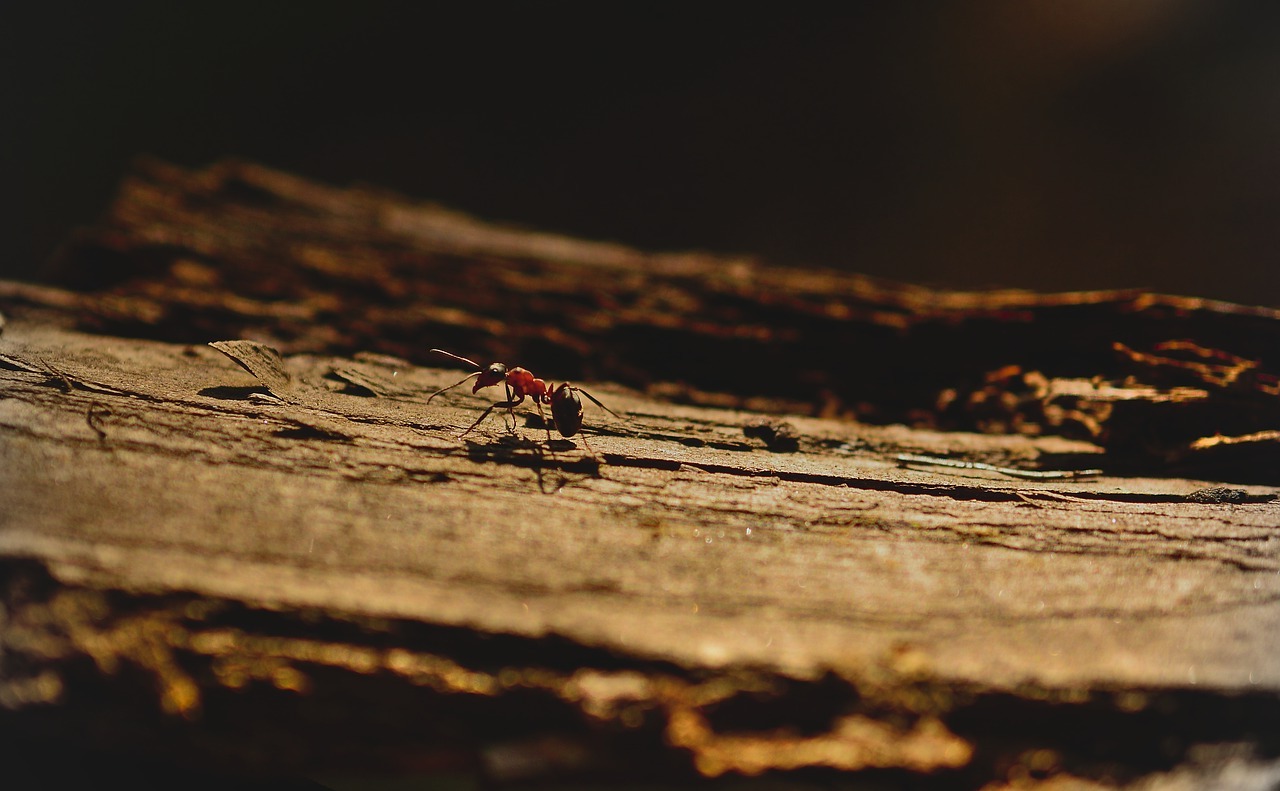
[462,393,526,438]
[534,400,552,442]
[503,383,517,433]
[460,400,521,437]
[575,388,623,420]
[577,430,600,459]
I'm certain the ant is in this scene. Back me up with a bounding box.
[426,349,621,441]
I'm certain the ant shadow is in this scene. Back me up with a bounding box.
[462,432,603,494]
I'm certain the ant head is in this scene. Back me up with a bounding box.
[472,362,509,392]
[550,384,583,437]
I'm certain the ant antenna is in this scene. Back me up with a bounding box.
[426,348,483,403]
[427,372,481,403]
[429,348,481,368]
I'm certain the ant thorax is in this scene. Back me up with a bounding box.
[506,367,548,399]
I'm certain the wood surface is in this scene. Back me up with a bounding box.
[36,157,1280,479]
[2,159,1279,788]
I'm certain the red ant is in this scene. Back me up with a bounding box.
[426,349,621,440]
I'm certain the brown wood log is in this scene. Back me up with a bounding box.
[2,159,1279,788]
[20,157,1280,482]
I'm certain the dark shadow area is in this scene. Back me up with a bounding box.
[463,436,603,481]
[5,555,1279,789]
[5,3,1280,305]
[948,690,1280,787]
[198,385,271,401]
[0,721,334,791]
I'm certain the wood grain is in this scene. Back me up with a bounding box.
[2,317,1277,784]
[3,158,1279,787]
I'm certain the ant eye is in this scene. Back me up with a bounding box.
[488,363,508,377]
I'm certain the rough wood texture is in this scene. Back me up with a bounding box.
[28,157,1280,481]
[3,159,1280,788]
[3,315,1278,787]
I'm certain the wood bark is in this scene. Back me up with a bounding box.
[2,159,1279,788]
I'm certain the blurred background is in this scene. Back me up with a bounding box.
[4,1,1279,305]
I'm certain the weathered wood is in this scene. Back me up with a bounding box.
[24,157,1280,481]
[2,315,1278,786]
[3,158,1280,787]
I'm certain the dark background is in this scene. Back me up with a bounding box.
[5,2,1280,305]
